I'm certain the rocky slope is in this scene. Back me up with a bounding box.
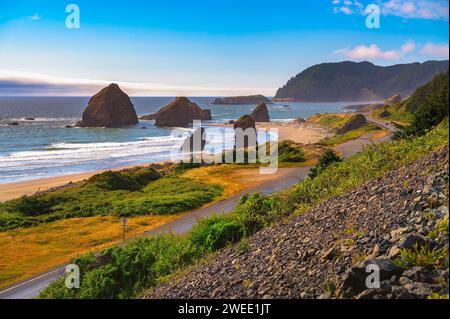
[145,147,449,299]
[274,60,448,102]
[76,84,138,128]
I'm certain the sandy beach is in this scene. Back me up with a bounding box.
[256,121,330,144]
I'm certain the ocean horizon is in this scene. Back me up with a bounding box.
[0,96,352,184]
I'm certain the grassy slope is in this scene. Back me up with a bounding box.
[306,113,352,129]
[39,119,449,299]
[372,101,413,125]
[306,113,384,146]
[372,71,449,125]
[320,123,382,146]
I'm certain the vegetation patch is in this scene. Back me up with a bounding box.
[0,166,222,231]
[306,113,353,129]
[319,123,382,146]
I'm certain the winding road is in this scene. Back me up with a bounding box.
[0,114,394,299]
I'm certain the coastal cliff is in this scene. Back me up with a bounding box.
[274,60,449,102]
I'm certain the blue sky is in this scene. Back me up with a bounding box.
[0,0,448,96]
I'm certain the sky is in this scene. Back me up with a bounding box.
[0,0,448,96]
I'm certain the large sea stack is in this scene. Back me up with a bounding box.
[76,84,138,128]
[152,97,212,127]
[250,103,270,122]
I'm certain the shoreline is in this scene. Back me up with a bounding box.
[0,121,328,202]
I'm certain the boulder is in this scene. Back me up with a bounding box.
[76,84,138,128]
[7,122,19,126]
[386,94,402,105]
[250,103,270,122]
[340,258,404,294]
[336,114,367,134]
[24,117,35,121]
[153,97,212,127]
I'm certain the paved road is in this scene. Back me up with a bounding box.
[0,113,395,299]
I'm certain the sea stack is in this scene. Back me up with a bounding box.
[233,115,257,150]
[76,84,138,128]
[250,103,270,122]
[212,95,272,105]
[152,97,212,127]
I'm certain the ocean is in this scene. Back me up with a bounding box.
[0,97,350,183]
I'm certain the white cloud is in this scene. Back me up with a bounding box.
[420,42,450,57]
[334,40,449,61]
[382,0,449,20]
[401,40,416,53]
[339,6,354,15]
[0,70,275,96]
[331,0,449,20]
[334,44,402,60]
[29,13,42,21]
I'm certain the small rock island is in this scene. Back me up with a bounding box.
[212,95,272,105]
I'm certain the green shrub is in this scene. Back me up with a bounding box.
[394,72,449,138]
[277,140,306,163]
[189,215,243,252]
[232,193,276,235]
[79,264,119,299]
[8,195,54,217]
[308,149,342,178]
[394,244,449,270]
